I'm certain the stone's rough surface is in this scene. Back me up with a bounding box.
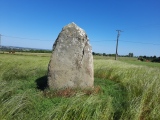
[48,22,94,90]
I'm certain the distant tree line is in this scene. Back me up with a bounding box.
[138,56,160,63]
[92,52,134,57]
[92,52,160,63]
[1,48,52,53]
[25,49,52,53]
[92,52,116,57]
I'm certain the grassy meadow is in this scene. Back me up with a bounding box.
[0,53,160,120]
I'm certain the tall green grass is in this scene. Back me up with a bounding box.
[0,54,124,119]
[95,60,160,119]
[0,53,160,119]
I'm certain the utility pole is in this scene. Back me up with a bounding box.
[115,30,123,60]
[0,34,1,49]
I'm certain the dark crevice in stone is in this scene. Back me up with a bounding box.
[82,46,85,56]
[81,39,89,62]
[81,42,86,63]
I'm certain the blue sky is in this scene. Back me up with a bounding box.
[0,0,160,56]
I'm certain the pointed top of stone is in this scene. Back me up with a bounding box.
[63,22,86,37]
[66,22,77,27]
[71,22,76,25]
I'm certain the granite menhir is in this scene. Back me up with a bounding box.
[48,22,94,90]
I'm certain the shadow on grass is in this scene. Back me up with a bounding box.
[35,75,48,91]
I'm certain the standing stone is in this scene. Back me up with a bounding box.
[48,22,94,90]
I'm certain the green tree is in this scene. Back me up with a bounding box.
[103,53,106,56]
[129,53,133,57]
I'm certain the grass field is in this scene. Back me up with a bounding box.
[0,53,160,120]
[94,55,160,68]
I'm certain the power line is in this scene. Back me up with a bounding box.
[0,34,1,48]
[2,34,116,42]
[91,39,160,45]
[1,34,53,41]
[1,34,160,45]
[120,40,160,45]
[90,40,116,42]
